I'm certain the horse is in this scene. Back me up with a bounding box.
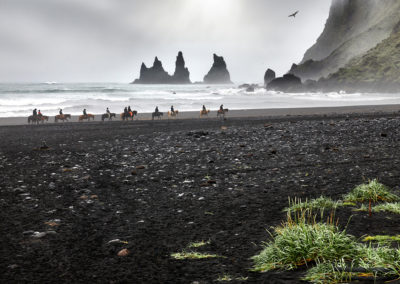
[200,109,210,118]
[28,115,49,124]
[101,113,116,121]
[78,114,95,122]
[152,112,163,120]
[28,115,40,124]
[120,111,138,121]
[217,109,229,118]
[55,114,71,123]
[168,110,179,119]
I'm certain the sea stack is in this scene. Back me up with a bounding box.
[132,52,191,84]
[203,54,233,84]
[264,69,276,87]
[172,51,191,84]
[133,57,171,84]
[267,74,302,92]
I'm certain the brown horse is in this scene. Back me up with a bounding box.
[168,110,179,119]
[78,114,95,122]
[55,114,71,123]
[120,111,138,121]
[217,109,229,118]
[199,109,210,118]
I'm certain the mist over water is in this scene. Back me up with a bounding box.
[1,83,400,117]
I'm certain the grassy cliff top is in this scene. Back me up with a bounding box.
[330,23,400,84]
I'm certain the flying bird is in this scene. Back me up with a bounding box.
[289,11,299,18]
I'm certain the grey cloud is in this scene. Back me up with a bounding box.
[0,0,331,83]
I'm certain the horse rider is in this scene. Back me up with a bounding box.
[171,105,175,114]
[83,108,87,117]
[128,106,132,113]
[202,105,206,112]
[59,109,63,115]
[155,106,159,113]
[106,107,111,118]
[38,110,42,117]
[33,108,37,117]
[220,104,224,112]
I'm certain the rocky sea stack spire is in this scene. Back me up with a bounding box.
[203,54,233,84]
[132,52,191,84]
[172,51,191,84]
[133,57,171,84]
[264,69,276,87]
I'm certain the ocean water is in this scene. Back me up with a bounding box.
[1,83,400,117]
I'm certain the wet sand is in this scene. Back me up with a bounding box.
[1,104,400,126]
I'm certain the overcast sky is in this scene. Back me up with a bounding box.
[0,0,331,83]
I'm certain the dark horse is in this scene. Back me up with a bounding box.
[28,115,49,124]
[120,111,138,121]
[101,113,116,121]
[217,109,229,119]
[152,112,163,120]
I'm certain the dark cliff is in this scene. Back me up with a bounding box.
[290,0,400,82]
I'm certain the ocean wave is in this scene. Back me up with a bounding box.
[1,83,400,117]
[0,88,133,94]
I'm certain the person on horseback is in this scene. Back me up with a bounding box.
[171,105,175,114]
[33,108,37,117]
[59,109,63,115]
[83,109,87,117]
[220,104,224,111]
[38,110,42,117]
[203,105,206,111]
[155,106,159,113]
[106,107,111,118]
[127,106,133,117]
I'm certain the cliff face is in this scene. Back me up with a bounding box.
[290,0,400,81]
[328,22,400,88]
[203,54,233,84]
[132,52,191,84]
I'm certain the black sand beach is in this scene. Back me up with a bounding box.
[2,110,400,283]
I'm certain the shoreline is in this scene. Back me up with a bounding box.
[1,104,400,126]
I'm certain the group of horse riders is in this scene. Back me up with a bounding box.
[31,103,226,122]
[154,104,223,114]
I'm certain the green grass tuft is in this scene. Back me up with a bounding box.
[363,235,400,243]
[216,274,248,282]
[372,202,400,214]
[284,196,342,212]
[171,251,223,260]
[343,179,399,203]
[355,203,400,215]
[304,246,400,283]
[252,210,359,272]
[187,240,211,248]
